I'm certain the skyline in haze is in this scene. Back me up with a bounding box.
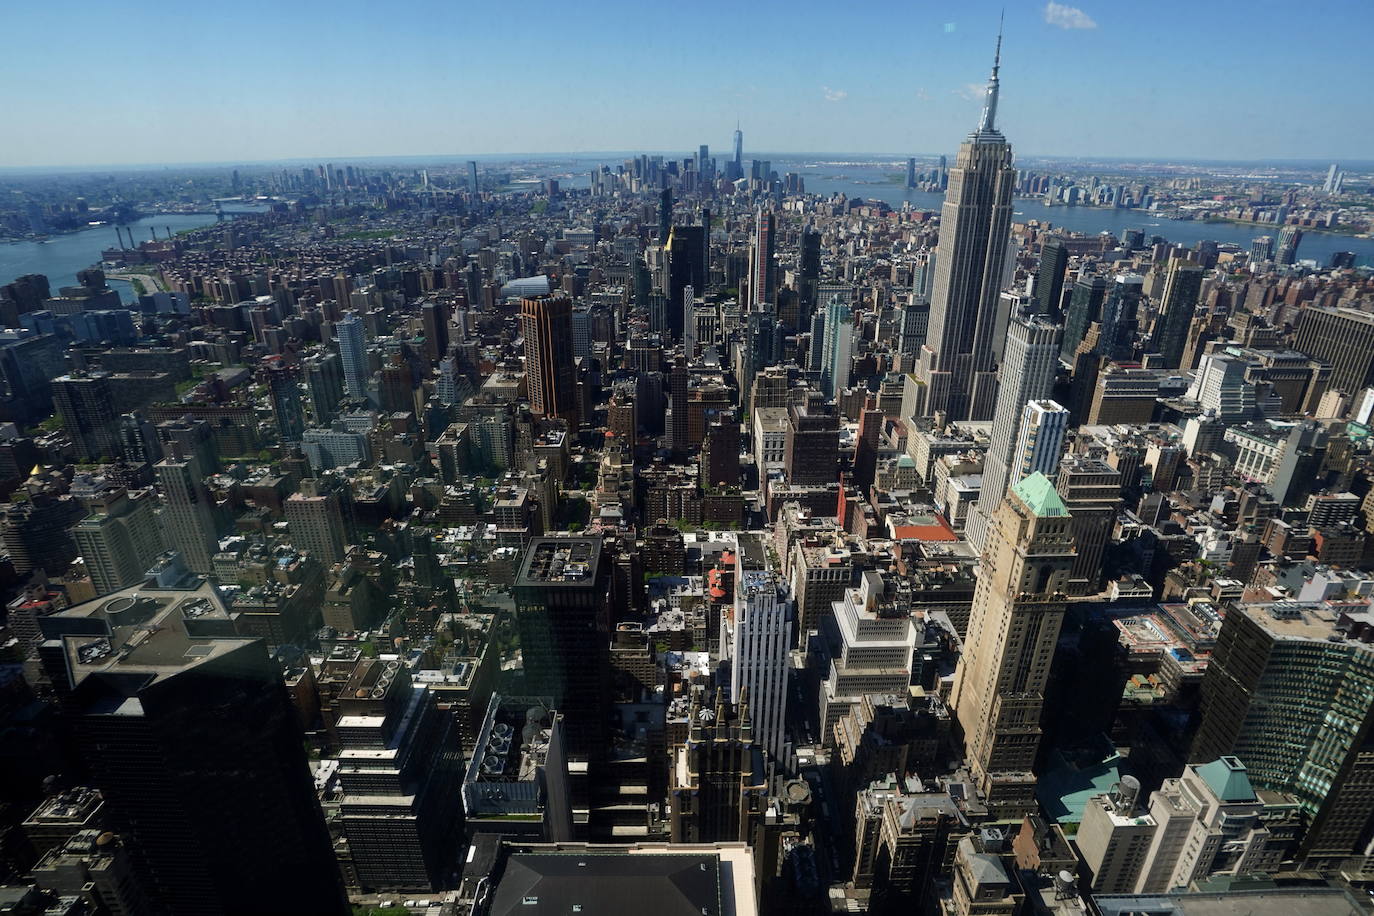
[3,0,1372,168]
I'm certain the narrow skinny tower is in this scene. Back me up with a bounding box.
[916,26,1017,421]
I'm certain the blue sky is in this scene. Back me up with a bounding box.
[3,0,1371,167]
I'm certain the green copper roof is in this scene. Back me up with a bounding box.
[1196,756,1256,803]
[1012,472,1069,518]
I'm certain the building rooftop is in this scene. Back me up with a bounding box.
[1092,888,1364,916]
[23,788,102,830]
[483,843,756,916]
[1013,472,1069,518]
[1195,756,1257,803]
[516,537,603,587]
[39,581,247,694]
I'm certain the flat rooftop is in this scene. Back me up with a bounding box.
[489,847,755,916]
[516,537,603,587]
[1093,888,1363,916]
[40,583,248,691]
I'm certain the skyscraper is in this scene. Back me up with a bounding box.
[1061,274,1108,364]
[966,310,1061,553]
[468,160,479,193]
[905,157,917,189]
[335,311,369,403]
[304,351,345,425]
[1055,456,1121,595]
[521,294,579,427]
[730,540,790,763]
[70,487,164,596]
[1292,304,1374,396]
[669,688,767,843]
[751,209,776,309]
[52,373,120,462]
[285,476,354,567]
[1097,273,1144,362]
[1149,259,1203,368]
[336,658,464,891]
[808,309,827,373]
[784,403,839,487]
[1249,235,1274,265]
[1276,226,1303,265]
[1032,237,1069,319]
[118,411,162,465]
[950,473,1074,818]
[1192,595,1374,869]
[659,186,673,242]
[798,227,821,321]
[731,123,744,181]
[819,569,917,746]
[898,295,930,368]
[262,357,306,443]
[665,225,706,342]
[916,30,1017,421]
[669,356,690,454]
[155,458,220,575]
[420,300,449,364]
[513,537,611,758]
[821,293,854,398]
[0,485,83,579]
[1008,400,1069,485]
[37,583,347,916]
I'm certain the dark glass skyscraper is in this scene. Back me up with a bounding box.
[798,227,821,323]
[1149,259,1203,368]
[1033,237,1069,319]
[52,372,119,462]
[659,186,673,242]
[1061,274,1108,364]
[513,538,611,758]
[262,356,305,443]
[1097,273,1144,362]
[38,585,348,916]
[665,225,706,342]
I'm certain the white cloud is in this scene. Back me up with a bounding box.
[1044,1,1097,29]
[954,82,983,101]
[822,86,848,102]
[915,88,932,102]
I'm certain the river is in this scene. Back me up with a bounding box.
[795,164,1374,267]
[0,210,259,305]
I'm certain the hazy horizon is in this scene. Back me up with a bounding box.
[2,151,1370,176]
[4,0,1372,169]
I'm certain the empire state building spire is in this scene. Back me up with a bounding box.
[977,17,1003,135]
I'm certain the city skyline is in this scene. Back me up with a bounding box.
[2,0,1374,909]
[3,0,1372,168]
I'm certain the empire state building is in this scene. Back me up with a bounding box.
[915,31,1017,421]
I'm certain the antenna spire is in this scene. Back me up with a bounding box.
[977,14,1004,134]
[995,9,1004,72]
